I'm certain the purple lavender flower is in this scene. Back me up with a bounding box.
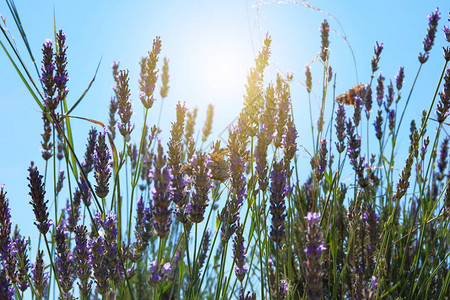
[198,230,211,273]
[269,160,290,243]
[94,131,112,199]
[335,104,347,153]
[94,211,123,284]
[54,30,69,102]
[419,8,441,63]
[55,221,75,295]
[376,73,385,107]
[320,19,330,62]
[151,141,173,237]
[27,163,52,235]
[347,120,361,168]
[274,76,291,148]
[436,137,449,181]
[239,289,256,300]
[0,269,14,300]
[186,152,212,223]
[40,39,57,110]
[374,110,383,141]
[139,36,162,109]
[371,42,383,72]
[74,225,92,296]
[304,212,325,300]
[396,67,405,91]
[67,189,81,232]
[232,225,247,282]
[108,97,118,140]
[82,128,98,174]
[31,250,48,299]
[184,107,198,145]
[282,116,298,164]
[364,84,373,119]
[0,186,11,260]
[149,261,172,285]
[168,102,189,209]
[89,236,109,295]
[436,68,450,124]
[353,95,363,127]
[115,69,135,140]
[279,279,289,298]
[132,196,153,261]
[255,119,270,192]
[13,232,30,292]
[55,169,65,196]
[388,110,396,134]
[315,139,328,181]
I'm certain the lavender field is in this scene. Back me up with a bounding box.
[1,1,450,299]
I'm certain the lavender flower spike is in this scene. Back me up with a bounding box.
[40,39,57,110]
[419,8,441,63]
[27,163,52,235]
[304,212,326,300]
[232,224,247,282]
[269,159,290,243]
[94,131,112,199]
[31,250,48,299]
[0,185,11,259]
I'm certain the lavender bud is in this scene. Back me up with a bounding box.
[371,42,383,72]
[40,39,57,110]
[419,8,441,63]
[160,57,170,99]
[186,152,212,223]
[0,269,14,300]
[335,104,347,153]
[41,112,53,161]
[376,73,385,107]
[202,104,214,143]
[374,110,383,141]
[74,225,92,296]
[115,69,135,140]
[269,160,289,243]
[232,225,247,282]
[436,68,450,124]
[320,19,330,62]
[31,250,48,299]
[305,65,312,93]
[82,128,98,174]
[396,67,405,91]
[139,36,162,109]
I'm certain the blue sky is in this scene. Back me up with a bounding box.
[1,0,450,257]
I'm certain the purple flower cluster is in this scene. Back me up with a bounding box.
[232,224,247,282]
[82,128,98,175]
[93,131,112,199]
[186,152,212,223]
[55,221,75,296]
[419,8,441,63]
[31,250,48,298]
[320,19,330,62]
[335,104,347,153]
[149,260,171,285]
[269,160,290,243]
[436,68,450,124]
[74,225,92,296]
[27,163,52,235]
[151,141,173,237]
[115,69,135,140]
[132,196,153,261]
[304,212,325,300]
[371,42,383,72]
[41,112,53,161]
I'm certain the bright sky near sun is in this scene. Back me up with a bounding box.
[1,0,450,248]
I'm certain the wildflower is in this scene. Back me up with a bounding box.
[282,116,298,165]
[419,8,441,63]
[269,160,290,243]
[376,73,385,107]
[198,230,211,273]
[315,139,328,181]
[274,76,291,148]
[335,104,347,153]
[0,269,13,300]
[115,69,134,140]
[139,36,162,109]
[93,131,112,199]
[54,30,69,102]
[41,112,53,161]
[388,110,396,134]
[304,212,325,300]
[0,186,11,259]
[320,19,330,62]
[202,104,214,142]
[149,260,172,285]
[82,128,98,174]
[232,224,247,282]
[353,95,363,127]
[31,250,48,299]
[132,197,153,261]
[186,152,212,223]
[27,163,51,235]
[107,97,118,140]
[95,211,123,284]
[347,120,361,168]
[151,141,173,237]
[74,225,92,296]
[168,103,189,208]
[396,67,405,91]
[279,279,289,299]
[67,190,81,232]
[40,39,57,110]
[239,289,256,300]
[305,65,312,93]
[55,169,65,196]
[89,236,109,295]
[184,107,198,144]
[436,137,449,181]
[371,42,383,72]
[54,221,75,295]
[13,232,30,292]
[374,110,383,141]
[255,118,271,192]
[385,80,395,111]
[436,68,450,124]
[160,57,170,99]
[365,85,373,119]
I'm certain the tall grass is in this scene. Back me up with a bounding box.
[0,2,449,299]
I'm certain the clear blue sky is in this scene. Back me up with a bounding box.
[1,0,450,249]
